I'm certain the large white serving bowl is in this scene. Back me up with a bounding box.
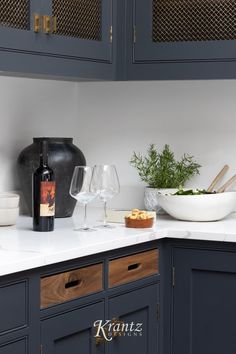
[0,193,20,209]
[0,207,19,226]
[157,192,236,222]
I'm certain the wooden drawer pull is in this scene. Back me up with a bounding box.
[109,249,159,288]
[128,263,141,271]
[65,279,82,289]
[41,263,103,308]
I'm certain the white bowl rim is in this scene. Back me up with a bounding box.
[0,193,20,199]
[158,191,236,197]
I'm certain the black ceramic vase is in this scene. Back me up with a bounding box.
[17,138,86,218]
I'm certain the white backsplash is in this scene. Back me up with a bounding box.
[1,77,236,211]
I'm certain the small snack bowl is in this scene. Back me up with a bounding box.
[125,209,154,229]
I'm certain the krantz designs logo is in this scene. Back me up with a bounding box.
[94,319,143,342]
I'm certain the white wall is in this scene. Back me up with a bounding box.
[75,80,236,208]
[1,77,236,211]
[0,76,78,193]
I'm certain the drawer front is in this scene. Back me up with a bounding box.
[0,281,27,335]
[41,263,103,308]
[109,249,159,288]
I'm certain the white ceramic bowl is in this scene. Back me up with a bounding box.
[157,192,236,221]
[0,193,20,209]
[0,207,19,226]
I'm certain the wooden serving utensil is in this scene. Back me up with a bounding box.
[217,174,236,193]
[207,165,229,192]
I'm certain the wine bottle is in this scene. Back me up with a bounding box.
[33,140,56,232]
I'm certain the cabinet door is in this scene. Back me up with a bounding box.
[173,248,236,354]
[0,0,42,52]
[39,0,112,62]
[41,302,105,354]
[0,338,27,354]
[133,0,236,62]
[108,285,159,354]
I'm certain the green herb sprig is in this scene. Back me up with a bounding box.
[130,144,201,189]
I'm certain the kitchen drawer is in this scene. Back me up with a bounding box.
[109,249,159,288]
[0,280,28,335]
[41,263,103,308]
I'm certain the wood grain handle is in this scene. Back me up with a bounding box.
[127,263,141,271]
[217,174,236,193]
[41,263,103,308]
[109,249,159,288]
[65,278,82,289]
[207,165,229,192]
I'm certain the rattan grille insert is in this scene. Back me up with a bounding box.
[52,0,102,40]
[153,0,236,42]
[0,0,29,30]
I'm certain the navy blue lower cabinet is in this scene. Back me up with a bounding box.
[41,301,105,354]
[0,243,160,354]
[0,337,27,354]
[107,284,159,354]
[172,247,236,354]
[0,280,27,335]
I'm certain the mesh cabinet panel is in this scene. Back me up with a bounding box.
[52,0,102,40]
[153,0,236,42]
[0,0,29,30]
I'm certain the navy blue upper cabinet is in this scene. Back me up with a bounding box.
[0,0,114,80]
[39,0,112,62]
[2,0,236,79]
[126,0,236,79]
[0,0,41,52]
[134,0,236,62]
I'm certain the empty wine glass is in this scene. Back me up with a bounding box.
[70,166,97,231]
[91,165,120,228]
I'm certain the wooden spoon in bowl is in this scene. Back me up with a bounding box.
[207,165,229,192]
[217,174,236,193]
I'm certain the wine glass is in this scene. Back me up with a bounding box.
[91,165,120,228]
[70,166,97,231]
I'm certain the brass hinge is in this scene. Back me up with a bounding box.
[133,25,136,43]
[172,266,175,287]
[157,303,160,320]
[40,344,43,354]
[109,25,113,43]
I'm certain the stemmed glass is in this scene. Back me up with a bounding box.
[70,166,97,231]
[91,165,120,228]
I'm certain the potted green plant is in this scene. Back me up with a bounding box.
[130,144,201,212]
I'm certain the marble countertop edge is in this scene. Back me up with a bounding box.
[1,212,236,276]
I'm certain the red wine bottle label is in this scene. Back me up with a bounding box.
[40,181,56,217]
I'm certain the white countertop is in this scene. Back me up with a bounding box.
[1,209,236,276]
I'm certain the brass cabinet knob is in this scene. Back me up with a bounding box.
[95,336,105,346]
